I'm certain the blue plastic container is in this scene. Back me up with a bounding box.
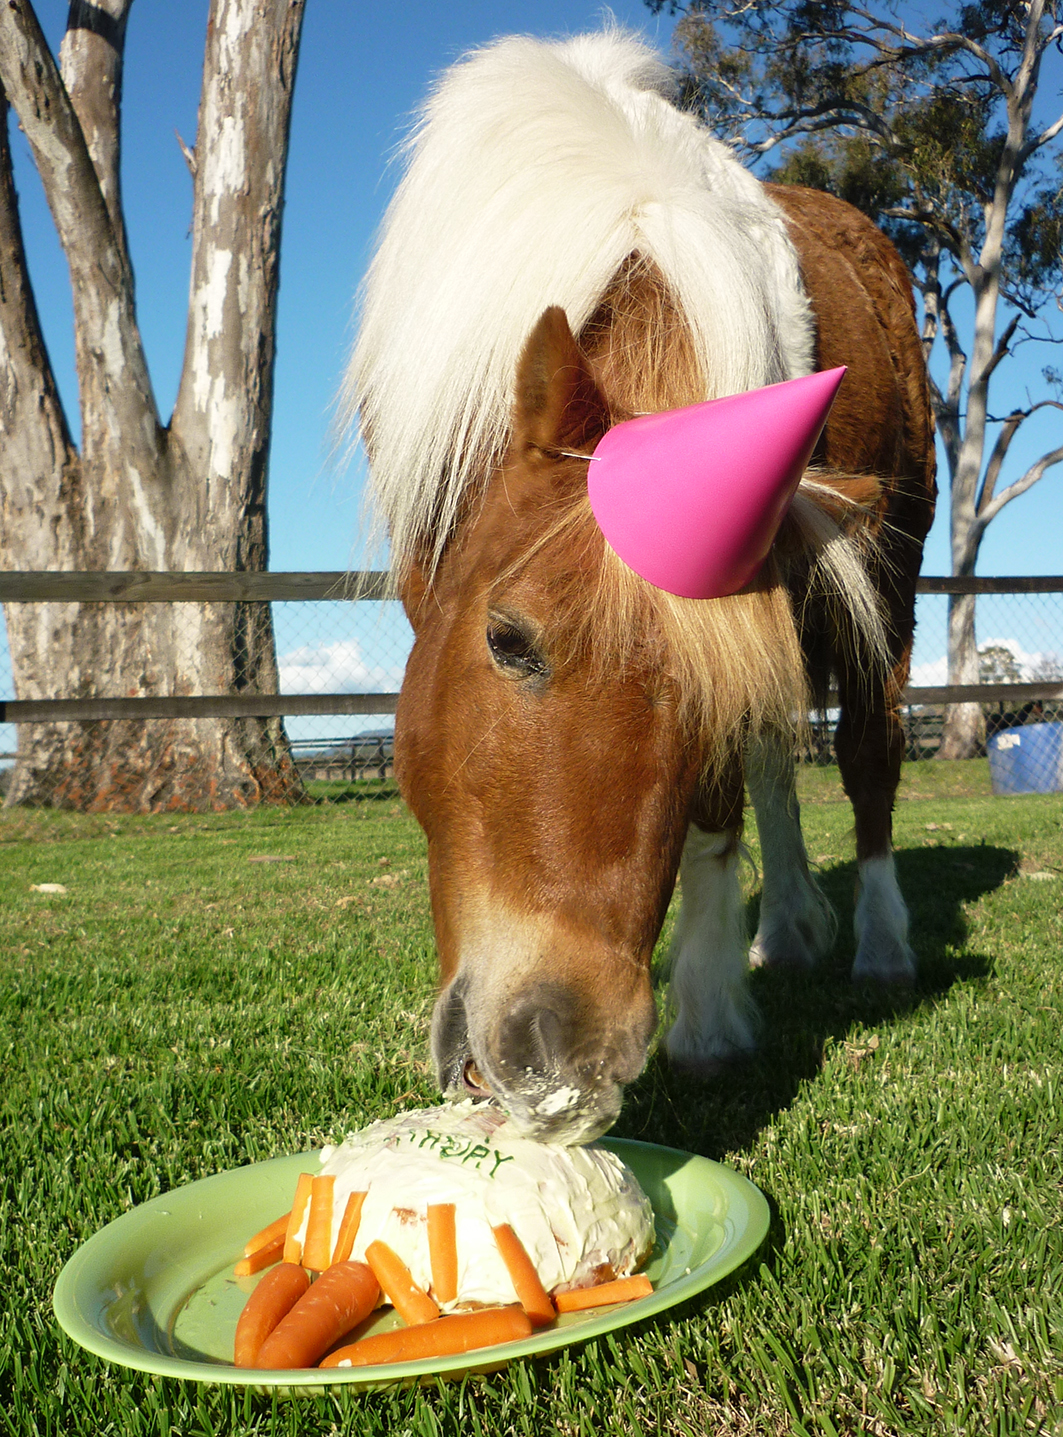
[988,721,1063,795]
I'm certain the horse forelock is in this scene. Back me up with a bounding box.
[489,491,804,778]
[488,455,891,779]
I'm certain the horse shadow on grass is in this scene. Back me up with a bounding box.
[617,841,1017,1163]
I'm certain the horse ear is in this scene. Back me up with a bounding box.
[513,307,610,456]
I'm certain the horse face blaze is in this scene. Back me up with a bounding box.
[397,611,682,1139]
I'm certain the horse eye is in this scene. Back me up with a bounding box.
[486,620,546,678]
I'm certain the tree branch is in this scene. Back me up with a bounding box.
[938,284,968,413]
[983,311,1022,383]
[976,418,1063,533]
[0,81,73,433]
[0,86,81,559]
[0,0,159,456]
[59,0,132,269]
[976,410,1023,515]
[1020,107,1063,164]
[881,205,970,264]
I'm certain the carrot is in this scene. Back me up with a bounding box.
[553,1273,654,1312]
[233,1261,310,1367]
[330,1190,367,1266]
[234,1234,285,1276]
[301,1174,337,1271]
[320,1305,533,1368]
[490,1223,555,1326]
[282,1172,314,1264]
[254,1261,380,1369]
[427,1202,458,1304]
[243,1210,292,1259]
[364,1239,440,1326]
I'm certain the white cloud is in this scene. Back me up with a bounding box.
[278,638,406,695]
[909,655,949,686]
[908,637,1063,688]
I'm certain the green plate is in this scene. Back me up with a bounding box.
[53,1138,769,1389]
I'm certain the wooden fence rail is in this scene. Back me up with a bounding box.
[1,572,1061,720]
[0,695,400,722]
[0,572,390,602]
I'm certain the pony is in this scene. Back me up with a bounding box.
[344,31,936,1144]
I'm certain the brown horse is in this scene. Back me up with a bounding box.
[347,32,936,1143]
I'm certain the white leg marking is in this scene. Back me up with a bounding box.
[663,826,758,1070]
[852,852,916,983]
[746,735,835,969]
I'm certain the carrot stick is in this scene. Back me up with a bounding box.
[490,1223,555,1326]
[320,1305,533,1368]
[233,1261,310,1367]
[234,1235,285,1276]
[243,1210,292,1259]
[364,1239,440,1326]
[301,1174,336,1271]
[553,1274,654,1312]
[254,1261,380,1369]
[427,1203,458,1304]
[330,1190,367,1266]
[282,1173,314,1265]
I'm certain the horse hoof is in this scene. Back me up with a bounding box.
[749,936,816,970]
[851,944,917,985]
[665,1050,740,1079]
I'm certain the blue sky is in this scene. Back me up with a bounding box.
[8,0,1062,581]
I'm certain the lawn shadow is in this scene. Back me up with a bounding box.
[617,842,1016,1162]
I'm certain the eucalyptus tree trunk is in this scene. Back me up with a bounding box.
[0,0,306,810]
[932,0,1058,759]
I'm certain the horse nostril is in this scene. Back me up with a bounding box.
[462,1057,491,1096]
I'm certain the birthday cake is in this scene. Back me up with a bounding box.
[293,1100,654,1310]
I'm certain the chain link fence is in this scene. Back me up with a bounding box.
[2,579,1061,840]
[903,589,1063,774]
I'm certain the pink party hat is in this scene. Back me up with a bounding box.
[587,367,847,599]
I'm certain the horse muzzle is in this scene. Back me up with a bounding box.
[430,972,656,1145]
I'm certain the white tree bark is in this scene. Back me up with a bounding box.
[920,0,1063,759]
[0,0,306,810]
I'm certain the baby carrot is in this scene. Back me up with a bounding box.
[427,1202,458,1304]
[320,1305,533,1368]
[233,1261,310,1367]
[330,1190,367,1265]
[553,1274,653,1312]
[490,1223,555,1326]
[234,1234,285,1276]
[243,1210,292,1258]
[254,1261,380,1369]
[364,1239,440,1326]
[282,1173,314,1265]
[301,1174,336,1271]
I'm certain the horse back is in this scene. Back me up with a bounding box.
[766,183,937,671]
[766,185,936,519]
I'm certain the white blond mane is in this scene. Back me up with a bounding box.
[344,29,817,573]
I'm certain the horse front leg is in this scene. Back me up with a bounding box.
[663,773,756,1071]
[834,674,917,983]
[746,730,836,969]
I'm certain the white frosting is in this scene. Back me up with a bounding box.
[297,1101,654,1311]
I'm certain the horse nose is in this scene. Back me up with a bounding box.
[496,982,650,1090]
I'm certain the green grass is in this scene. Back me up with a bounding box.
[1,763,1061,1435]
